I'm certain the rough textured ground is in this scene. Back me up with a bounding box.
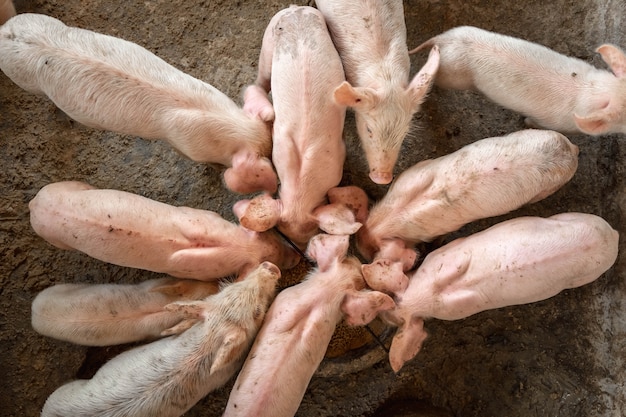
[1,0,625,416]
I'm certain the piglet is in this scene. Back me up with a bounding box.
[29,181,300,280]
[356,129,579,292]
[411,26,626,135]
[0,0,15,25]
[31,278,219,346]
[380,213,619,372]
[0,13,276,193]
[223,234,395,417]
[315,0,440,184]
[234,6,359,248]
[41,262,281,417]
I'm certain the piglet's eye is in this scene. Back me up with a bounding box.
[366,126,372,134]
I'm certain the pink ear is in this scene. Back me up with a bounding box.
[388,316,428,373]
[361,259,409,294]
[597,44,626,78]
[407,45,440,109]
[333,81,378,110]
[163,300,211,320]
[150,279,219,298]
[327,186,370,223]
[224,153,278,194]
[305,234,349,271]
[243,84,275,122]
[574,111,613,135]
[235,193,281,232]
[341,289,395,326]
[314,203,362,236]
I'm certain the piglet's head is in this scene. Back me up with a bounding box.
[574,44,626,135]
[245,261,283,301]
[334,46,440,184]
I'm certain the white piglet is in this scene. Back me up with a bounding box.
[355,129,579,293]
[41,262,282,417]
[29,181,300,280]
[411,25,626,135]
[223,234,395,417]
[234,6,359,248]
[0,13,276,193]
[31,278,219,346]
[315,0,440,184]
[381,213,619,372]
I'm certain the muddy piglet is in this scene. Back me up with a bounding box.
[41,262,281,417]
[355,129,579,292]
[29,181,300,281]
[223,234,395,417]
[32,278,219,346]
[382,213,619,372]
[315,0,440,184]
[234,6,359,248]
[0,13,276,193]
[411,26,626,135]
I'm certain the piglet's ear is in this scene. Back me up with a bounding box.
[341,290,395,326]
[151,280,219,298]
[235,193,280,232]
[210,327,248,375]
[333,81,378,110]
[243,84,275,122]
[597,44,626,78]
[160,318,201,337]
[407,45,440,110]
[574,110,614,135]
[327,186,370,223]
[163,300,213,321]
[388,317,428,373]
[225,153,278,195]
[151,281,190,297]
[361,259,409,294]
[306,234,349,271]
[314,203,362,236]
